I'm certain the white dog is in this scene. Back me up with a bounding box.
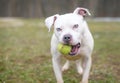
[45,7,94,83]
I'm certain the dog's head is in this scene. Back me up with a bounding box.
[45,7,91,55]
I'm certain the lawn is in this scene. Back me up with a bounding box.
[0,18,120,83]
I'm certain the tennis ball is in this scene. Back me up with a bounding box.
[57,43,71,55]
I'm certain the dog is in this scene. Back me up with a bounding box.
[45,7,94,83]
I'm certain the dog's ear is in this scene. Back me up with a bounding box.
[45,14,59,32]
[73,7,91,17]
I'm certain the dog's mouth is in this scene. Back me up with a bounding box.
[69,43,80,55]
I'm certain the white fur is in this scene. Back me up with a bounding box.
[45,7,94,83]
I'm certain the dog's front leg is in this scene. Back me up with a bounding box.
[81,56,92,83]
[52,56,63,83]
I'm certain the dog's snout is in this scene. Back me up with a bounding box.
[63,34,72,43]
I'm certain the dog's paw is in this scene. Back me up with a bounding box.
[62,65,69,72]
[80,82,88,83]
[80,80,88,83]
[76,65,83,75]
[77,67,83,75]
[57,80,64,83]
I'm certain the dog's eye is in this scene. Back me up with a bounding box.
[73,24,79,29]
[56,28,62,32]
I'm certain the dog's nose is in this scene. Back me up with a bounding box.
[63,34,72,43]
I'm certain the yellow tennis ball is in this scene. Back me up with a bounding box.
[57,43,71,55]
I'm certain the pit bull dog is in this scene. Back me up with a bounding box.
[45,7,94,83]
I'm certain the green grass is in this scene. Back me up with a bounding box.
[0,18,120,83]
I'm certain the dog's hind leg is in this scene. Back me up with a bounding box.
[62,60,70,72]
[75,60,83,75]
